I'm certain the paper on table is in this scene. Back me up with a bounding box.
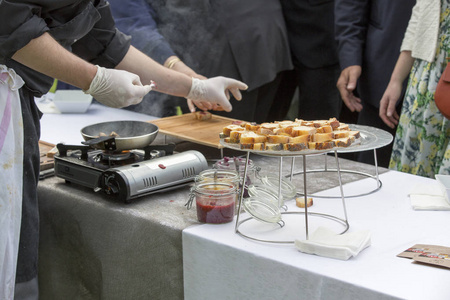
[409,183,450,211]
[294,227,371,260]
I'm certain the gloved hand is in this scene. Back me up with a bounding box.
[84,65,154,108]
[186,77,248,112]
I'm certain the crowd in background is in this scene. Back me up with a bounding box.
[1,1,450,299]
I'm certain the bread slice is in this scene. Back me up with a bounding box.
[296,197,313,208]
[245,123,260,132]
[265,143,283,151]
[327,117,340,130]
[291,126,317,137]
[334,137,353,147]
[240,142,265,150]
[284,142,307,151]
[194,111,212,121]
[288,134,310,144]
[316,125,333,133]
[336,123,350,131]
[267,134,290,144]
[308,141,335,150]
[256,123,280,135]
[333,131,350,139]
[229,130,244,143]
[348,130,361,139]
[223,124,245,137]
[312,132,334,142]
[239,131,268,144]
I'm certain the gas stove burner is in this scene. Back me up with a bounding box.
[99,151,133,161]
[53,142,208,203]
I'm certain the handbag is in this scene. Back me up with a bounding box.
[435,57,450,119]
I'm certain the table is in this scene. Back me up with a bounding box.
[183,171,450,300]
[37,108,383,299]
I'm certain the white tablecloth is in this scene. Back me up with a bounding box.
[183,171,450,300]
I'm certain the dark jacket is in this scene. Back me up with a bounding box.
[0,0,130,96]
[335,0,416,107]
[282,0,338,69]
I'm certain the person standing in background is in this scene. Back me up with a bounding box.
[109,0,293,123]
[268,0,341,122]
[379,0,450,178]
[335,0,416,167]
[0,1,247,298]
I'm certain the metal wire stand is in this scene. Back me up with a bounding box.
[234,150,349,244]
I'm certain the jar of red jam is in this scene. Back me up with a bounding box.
[189,182,237,224]
[195,169,240,188]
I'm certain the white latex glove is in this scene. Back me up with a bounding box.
[187,77,248,112]
[84,65,154,108]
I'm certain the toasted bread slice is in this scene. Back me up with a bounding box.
[256,123,280,135]
[239,131,268,144]
[312,132,335,142]
[308,141,335,150]
[283,142,307,151]
[327,117,340,129]
[348,130,361,139]
[333,131,350,139]
[334,137,353,147]
[316,125,333,133]
[223,124,245,137]
[265,143,284,151]
[336,123,350,131]
[267,135,290,144]
[240,142,265,150]
[288,134,310,144]
[229,130,244,143]
[245,123,260,132]
[291,126,317,137]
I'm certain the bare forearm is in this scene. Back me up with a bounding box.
[11,32,97,90]
[116,46,191,97]
[390,51,415,84]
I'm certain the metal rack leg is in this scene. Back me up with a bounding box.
[235,151,250,233]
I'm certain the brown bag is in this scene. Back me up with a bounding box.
[435,58,450,119]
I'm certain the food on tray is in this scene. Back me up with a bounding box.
[220,117,360,152]
[296,197,313,208]
[194,111,212,121]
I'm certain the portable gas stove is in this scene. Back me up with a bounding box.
[54,142,208,203]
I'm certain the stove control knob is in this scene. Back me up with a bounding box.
[103,174,120,194]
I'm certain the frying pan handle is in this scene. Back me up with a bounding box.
[82,136,117,151]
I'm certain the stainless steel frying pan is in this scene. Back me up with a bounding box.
[80,120,159,151]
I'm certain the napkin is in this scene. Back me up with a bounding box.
[409,183,450,211]
[295,227,371,260]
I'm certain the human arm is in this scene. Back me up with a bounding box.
[334,0,370,111]
[116,46,247,112]
[379,51,414,128]
[109,0,216,112]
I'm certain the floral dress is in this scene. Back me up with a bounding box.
[390,0,450,179]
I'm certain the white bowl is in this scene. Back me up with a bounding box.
[435,174,450,205]
[53,90,92,113]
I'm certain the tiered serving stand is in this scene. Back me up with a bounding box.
[220,124,393,244]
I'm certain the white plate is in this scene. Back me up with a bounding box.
[220,124,393,157]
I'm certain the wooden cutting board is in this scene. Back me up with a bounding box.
[39,140,56,171]
[149,113,241,148]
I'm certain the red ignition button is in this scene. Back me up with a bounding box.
[158,164,166,169]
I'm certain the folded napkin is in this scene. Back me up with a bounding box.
[295,227,371,260]
[409,183,450,211]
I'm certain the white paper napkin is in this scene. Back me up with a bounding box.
[295,227,371,260]
[409,183,450,211]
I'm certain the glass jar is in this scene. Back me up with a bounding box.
[213,156,259,196]
[196,169,240,188]
[260,175,297,200]
[189,182,237,224]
